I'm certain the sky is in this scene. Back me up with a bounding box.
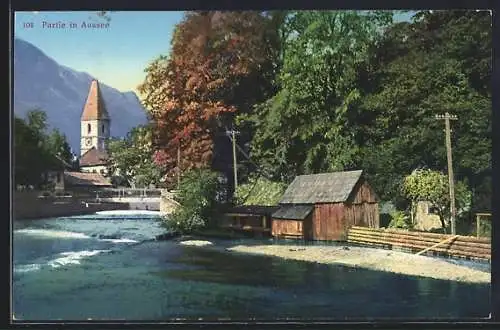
[14,11,185,94]
[14,11,415,95]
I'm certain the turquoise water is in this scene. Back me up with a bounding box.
[13,212,490,321]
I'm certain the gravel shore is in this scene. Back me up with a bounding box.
[180,240,490,283]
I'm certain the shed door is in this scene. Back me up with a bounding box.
[303,215,312,240]
[313,204,344,241]
[360,203,366,226]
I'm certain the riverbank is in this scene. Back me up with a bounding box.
[14,191,129,220]
[178,239,490,284]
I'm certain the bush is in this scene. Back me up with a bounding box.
[476,218,491,238]
[234,176,286,206]
[110,175,130,187]
[388,210,412,229]
[163,168,222,234]
[380,213,392,228]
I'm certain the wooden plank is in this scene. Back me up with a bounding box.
[348,236,490,260]
[349,237,490,259]
[348,230,491,249]
[347,232,491,252]
[272,218,303,237]
[416,235,459,256]
[302,214,313,240]
[350,226,491,243]
[315,203,345,240]
[477,214,481,239]
[348,232,491,259]
[348,227,492,247]
[278,234,303,239]
[313,206,321,240]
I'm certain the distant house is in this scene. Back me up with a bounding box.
[79,147,110,175]
[271,170,379,241]
[42,158,111,194]
[42,154,74,191]
[63,171,112,192]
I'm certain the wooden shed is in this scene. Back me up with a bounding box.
[223,205,280,237]
[271,170,379,241]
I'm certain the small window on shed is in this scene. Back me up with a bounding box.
[87,123,91,134]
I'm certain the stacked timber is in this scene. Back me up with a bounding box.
[347,226,490,260]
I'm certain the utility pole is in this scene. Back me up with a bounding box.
[226,128,240,191]
[435,112,458,235]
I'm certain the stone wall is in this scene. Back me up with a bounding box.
[13,191,129,220]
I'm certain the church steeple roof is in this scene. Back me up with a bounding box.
[81,79,110,121]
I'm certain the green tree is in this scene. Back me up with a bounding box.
[46,129,73,165]
[108,125,162,187]
[246,11,393,181]
[401,169,471,231]
[14,109,74,187]
[388,210,412,229]
[353,10,491,203]
[165,168,222,233]
[14,117,46,186]
[25,109,48,140]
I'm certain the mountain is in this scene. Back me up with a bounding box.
[13,38,148,155]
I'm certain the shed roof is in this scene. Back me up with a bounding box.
[64,171,112,187]
[81,80,110,121]
[279,170,363,204]
[272,205,314,220]
[226,205,280,216]
[80,147,109,167]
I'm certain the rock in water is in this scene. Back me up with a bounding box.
[179,240,214,247]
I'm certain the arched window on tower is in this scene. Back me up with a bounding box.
[87,123,91,134]
[102,124,105,134]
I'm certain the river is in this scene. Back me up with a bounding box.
[13,212,490,321]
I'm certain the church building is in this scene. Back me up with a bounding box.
[79,79,111,175]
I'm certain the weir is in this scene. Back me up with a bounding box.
[91,188,179,214]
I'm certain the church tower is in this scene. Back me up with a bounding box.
[80,79,110,156]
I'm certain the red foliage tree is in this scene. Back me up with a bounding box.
[139,11,280,187]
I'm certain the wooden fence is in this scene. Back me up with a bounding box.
[347,226,491,261]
